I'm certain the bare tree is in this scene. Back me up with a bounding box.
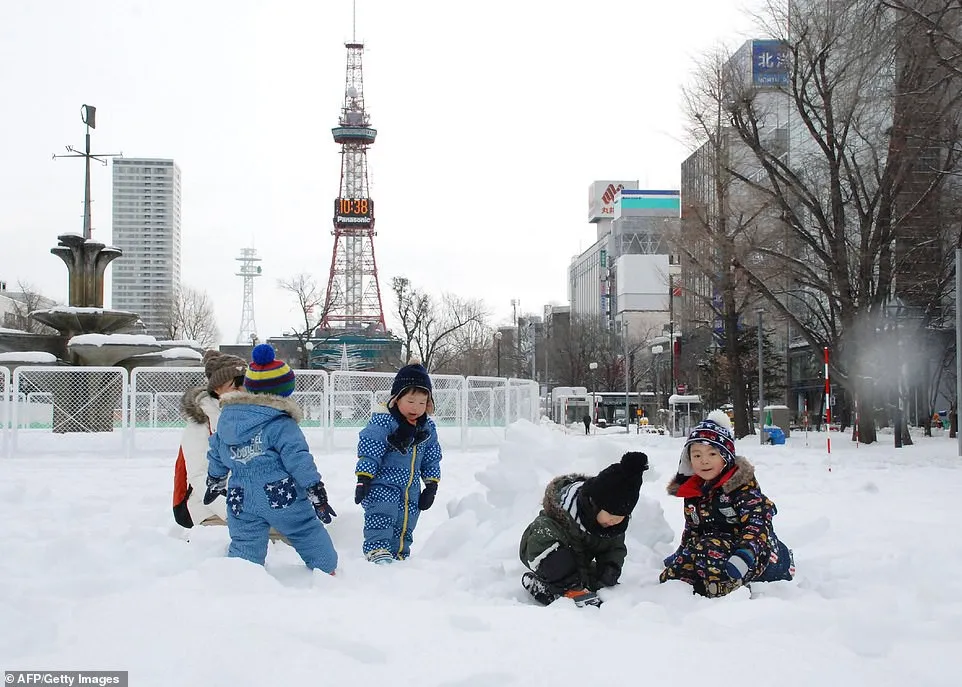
[434,317,493,376]
[391,277,429,363]
[677,51,784,438]
[543,316,648,391]
[390,275,488,371]
[278,274,335,368]
[882,1,962,79]
[3,281,58,334]
[711,0,962,443]
[161,285,219,347]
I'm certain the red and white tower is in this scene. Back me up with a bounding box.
[321,41,386,332]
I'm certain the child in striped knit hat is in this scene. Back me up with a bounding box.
[204,344,339,573]
[659,410,794,597]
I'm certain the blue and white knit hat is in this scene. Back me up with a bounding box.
[678,409,736,475]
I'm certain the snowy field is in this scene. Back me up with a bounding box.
[1,420,960,686]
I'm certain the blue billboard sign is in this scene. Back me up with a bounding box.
[751,40,789,87]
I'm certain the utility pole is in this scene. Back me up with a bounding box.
[757,308,765,444]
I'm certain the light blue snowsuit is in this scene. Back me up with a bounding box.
[207,393,338,573]
[355,406,443,559]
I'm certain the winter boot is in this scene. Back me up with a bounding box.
[367,549,394,565]
[756,541,795,582]
[521,572,560,606]
[562,588,603,608]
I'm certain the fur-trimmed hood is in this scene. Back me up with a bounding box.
[666,455,756,496]
[220,391,303,423]
[213,391,304,446]
[540,473,590,524]
[180,387,218,424]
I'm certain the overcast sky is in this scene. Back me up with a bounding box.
[0,0,764,345]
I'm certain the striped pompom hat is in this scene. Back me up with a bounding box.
[244,344,295,397]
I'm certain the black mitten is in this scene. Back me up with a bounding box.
[354,474,373,504]
[418,481,438,510]
[306,481,336,524]
[203,474,227,505]
[538,546,581,590]
[597,564,621,588]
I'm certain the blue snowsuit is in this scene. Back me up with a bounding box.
[355,406,443,560]
[207,393,338,573]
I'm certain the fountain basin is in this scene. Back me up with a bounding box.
[32,307,141,340]
[67,333,162,367]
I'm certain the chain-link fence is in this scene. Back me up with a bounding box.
[3,365,542,457]
[290,370,328,444]
[129,367,208,455]
[10,366,128,456]
[326,371,466,450]
[508,378,540,424]
[0,367,9,458]
[465,376,509,447]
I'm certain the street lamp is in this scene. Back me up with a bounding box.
[589,361,598,424]
[651,345,664,408]
[495,331,503,378]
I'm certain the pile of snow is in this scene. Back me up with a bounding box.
[0,327,28,334]
[0,351,57,363]
[68,333,158,347]
[0,422,957,684]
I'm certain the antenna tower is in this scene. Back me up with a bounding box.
[320,37,386,332]
[235,247,262,344]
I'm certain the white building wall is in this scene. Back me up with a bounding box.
[111,158,182,337]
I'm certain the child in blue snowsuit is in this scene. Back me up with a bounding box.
[353,360,443,564]
[204,344,338,574]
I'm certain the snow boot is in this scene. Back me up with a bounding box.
[367,549,394,565]
[521,572,560,605]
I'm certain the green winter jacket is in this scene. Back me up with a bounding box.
[519,474,629,591]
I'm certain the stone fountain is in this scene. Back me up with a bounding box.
[0,234,205,432]
[0,106,203,433]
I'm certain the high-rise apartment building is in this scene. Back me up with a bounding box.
[111,158,182,336]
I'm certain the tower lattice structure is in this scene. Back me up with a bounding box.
[321,41,386,332]
[235,247,262,344]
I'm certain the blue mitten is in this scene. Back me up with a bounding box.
[306,481,337,524]
[203,474,227,505]
[725,548,756,582]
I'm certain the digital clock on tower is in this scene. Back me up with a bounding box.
[334,197,374,226]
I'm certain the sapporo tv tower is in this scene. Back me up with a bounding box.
[320,35,387,334]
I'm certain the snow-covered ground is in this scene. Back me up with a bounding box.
[1,421,959,686]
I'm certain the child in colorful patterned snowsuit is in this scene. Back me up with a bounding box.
[203,344,338,574]
[518,452,649,607]
[354,360,443,564]
[659,410,794,597]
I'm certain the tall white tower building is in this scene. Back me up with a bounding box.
[111,158,182,336]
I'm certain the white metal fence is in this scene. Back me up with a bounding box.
[0,365,541,458]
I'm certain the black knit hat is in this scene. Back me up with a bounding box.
[582,452,649,516]
[390,359,433,405]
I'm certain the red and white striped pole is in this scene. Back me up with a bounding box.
[824,346,832,467]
